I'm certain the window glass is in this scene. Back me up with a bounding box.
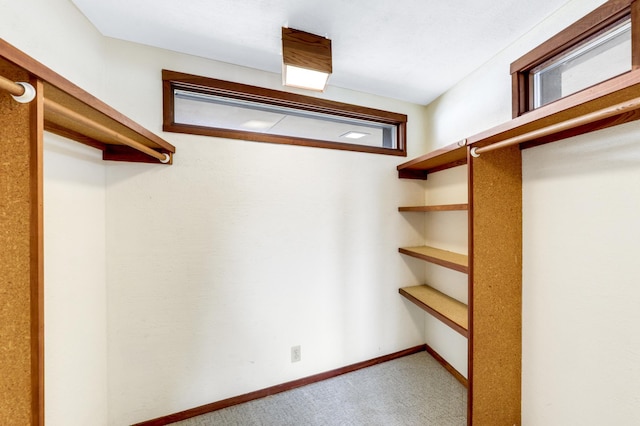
[173,90,397,149]
[530,17,631,109]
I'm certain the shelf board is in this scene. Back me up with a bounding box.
[0,38,175,164]
[398,203,468,212]
[399,285,468,337]
[399,246,468,273]
[397,141,467,179]
[467,69,640,151]
[399,70,640,180]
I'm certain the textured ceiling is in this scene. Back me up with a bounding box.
[71,0,572,105]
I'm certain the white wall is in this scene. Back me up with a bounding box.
[105,136,427,423]
[422,0,640,423]
[522,120,640,425]
[423,0,608,148]
[102,40,428,424]
[44,136,107,425]
[422,166,469,377]
[2,0,428,424]
[2,1,111,424]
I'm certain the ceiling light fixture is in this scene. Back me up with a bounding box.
[282,27,332,92]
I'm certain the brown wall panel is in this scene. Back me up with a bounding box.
[469,144,522,425]
[0,59,41,424]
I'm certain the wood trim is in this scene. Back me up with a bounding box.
[466,146,475,426]
[511,71,528,119]
[163,70,406,124]
[632,0,640,69]
[398,120,407,158]
[397,169,429,180]
[162,79,174,132]
[103,145,173,164]
[398,162,470,179]
[162,69,407,157]
[164,122,406,157]
[30,77,44,426]
[424,343,468,388]
[398,204,468,212]
[132,345,427,426]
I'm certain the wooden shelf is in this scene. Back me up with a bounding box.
[43,83,175,164]
[399,285,468,337]
[398,69,640,181]
[468,69,640,151]
[399,246,468,273]
[0,38,175,164]
[397,141,467,179]
[398,203,468,212]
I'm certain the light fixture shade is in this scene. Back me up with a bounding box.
[282,27,332,91]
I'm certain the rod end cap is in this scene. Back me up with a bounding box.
[12,82,36,103]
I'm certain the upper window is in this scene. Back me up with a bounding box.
[511,0,638,117]
[162,70,407,156]
[530,16,631,109]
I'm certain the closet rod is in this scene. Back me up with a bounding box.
[1,73,170,163]
[0,74,36,103]
[0,73,23,96]
[44,99,171,163]
[470,95,640,157]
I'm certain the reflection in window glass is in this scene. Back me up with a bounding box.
[173,90,398,149]
[531,17,631,109]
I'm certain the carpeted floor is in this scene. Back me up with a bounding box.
[172,351,467,425]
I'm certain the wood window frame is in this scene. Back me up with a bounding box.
[162,70,407,156]
[510,0,640,118]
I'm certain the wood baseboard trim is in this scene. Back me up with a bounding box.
[133,344,427,426]
[424,342,468,388]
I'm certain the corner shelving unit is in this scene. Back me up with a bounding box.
[396,55,640,426]
[397,138,522,425]
[397,190,469,340]
[397,139,469,342]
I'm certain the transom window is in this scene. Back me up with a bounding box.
[530,16,631,109]
[510,0,639,117]
[163,70,407,156]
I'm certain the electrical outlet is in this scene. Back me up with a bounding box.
[291,345,301,363]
